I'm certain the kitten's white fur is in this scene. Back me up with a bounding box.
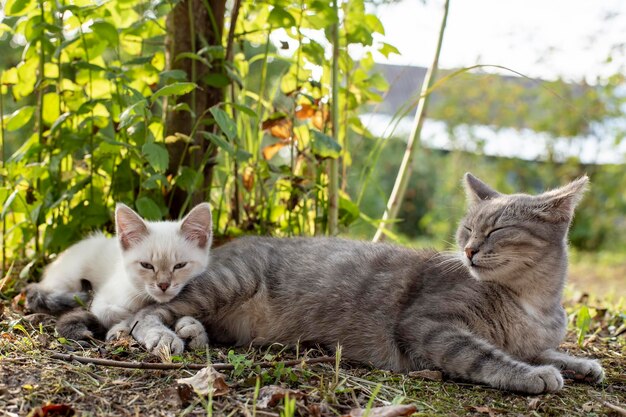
[36,203,212,334]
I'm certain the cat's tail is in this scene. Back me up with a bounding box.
[24,281,91,315]
[56,309,107,341]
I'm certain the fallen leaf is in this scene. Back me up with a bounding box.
[295,104,316,120]
[345,404,417,417]
[27,403,75,417]
[408,369,443,381]
[527,398,541,410]
[466,405,506,416]
[11,292,26,312]
[242,166,254,191]
[262,142,289,160]
[257,385,305,409]
[177,366,229,397]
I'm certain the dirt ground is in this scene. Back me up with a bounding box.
[0,295,624,417]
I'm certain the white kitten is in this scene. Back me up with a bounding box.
[26,203,211,346]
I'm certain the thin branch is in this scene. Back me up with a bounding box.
[327,0,340,236]
[50,352,336,371]
[373,0,450,242]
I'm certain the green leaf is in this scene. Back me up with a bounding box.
[339,193,360,226]
[203,72,230,88]
[5,106,35,131]
[135,196,162,220]
[231,103,257,118]
[142,142,169,172]
[576,305,592,346]
[310,130,342,159]
[90,21,119,47]
[209,107,237,142]
[378,42,400,58]
[268,6,296,28]
[151,82,197,101]
[175,167,201,192]
[201,131,234,154]
[4,0,34,16]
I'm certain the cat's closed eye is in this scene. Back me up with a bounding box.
[486,226,511,237]
[173,262,187,270]
[140,262,154,270]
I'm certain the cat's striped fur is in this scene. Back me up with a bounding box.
[129,173,603,393]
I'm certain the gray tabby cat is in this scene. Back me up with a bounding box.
[129,173,603,393]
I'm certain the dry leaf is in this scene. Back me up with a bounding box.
[257,385,305,409]
[345,404,417,417]
[27,403,75,417]
[11,292,26,312]
[270,119,292,139]
[312,108,328,130]
[295,104,316,120]
[177,366,229,397]
[262,142,289,161]
[242,166,255,191]
[527,398,541,410]
[408,369,443,381]
[466,405,506,416]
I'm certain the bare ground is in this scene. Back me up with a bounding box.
[0,294,624,417]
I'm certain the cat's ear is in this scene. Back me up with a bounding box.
[533,176,589,223]
[116,203,149,250]
[180,203,213,249]
[463,173,500,205]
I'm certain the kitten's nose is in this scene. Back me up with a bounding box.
[157,282,170,292]
[464,247,478,260]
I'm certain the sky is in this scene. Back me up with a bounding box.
[376,0,626,83]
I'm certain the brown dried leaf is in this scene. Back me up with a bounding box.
[261,115,288,130]
[466,405,506,416]
[257,385,305,409]
[527,398,541,410]
[408,369,443,381]
[345,404,417,417]
[295,104,316,120]
[27,403,75,417]
[176,366,229,397]
[242,166,255,191]
[312,108,328,130]
[11,292,26,312]
[262,142,289,161]
[270,119,292,139]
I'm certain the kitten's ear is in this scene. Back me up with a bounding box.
[116,203,149,250]
[533,176,589,223]
[463,173,500,205]
[180,203,213,249]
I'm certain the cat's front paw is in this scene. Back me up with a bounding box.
[521,365,564,394]
[106,321,131,341]
[504,365,563,394]
[144,328,185,356]
[174,316,208,351]
[561,359,604,384]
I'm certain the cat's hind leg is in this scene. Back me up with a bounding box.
[533,349,604,383]
[56,309,107,341]
[24,282,90,315]
[402,319,563,394]
[174,316,209,350]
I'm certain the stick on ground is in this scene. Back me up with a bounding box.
[50,352,336,371]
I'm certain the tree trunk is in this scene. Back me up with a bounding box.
[165,0,226,218]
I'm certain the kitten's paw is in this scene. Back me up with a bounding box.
[144,328,185,356]
[561,359,604,384]
[106,322,130,341]
[174,316,208,351]
[522,365,564,394]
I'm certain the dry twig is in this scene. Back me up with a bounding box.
[50,352,335,371]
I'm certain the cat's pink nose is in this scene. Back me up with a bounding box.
[158,282,170,292]
[464,247,478,260]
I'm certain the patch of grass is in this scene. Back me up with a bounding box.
[0,296,624,416]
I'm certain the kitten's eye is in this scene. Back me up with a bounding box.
[487,227,506,237]
[464,226,472,233]
[173,262,187,270]
[140,262,154,270]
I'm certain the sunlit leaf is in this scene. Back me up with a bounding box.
[91,21,119,47]
[5,106,35,131]
[4,0,35,16]
[151,82,197,101]
[268,7,296,28]
[262,142,288,160]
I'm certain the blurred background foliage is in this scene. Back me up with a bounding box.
[0,0,625,289]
